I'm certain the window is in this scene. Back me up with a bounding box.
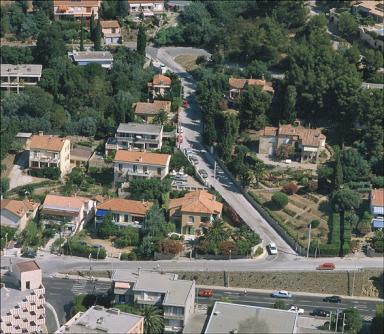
[86,7,91,13]
[143,166,148,173]
[133,165,138,173]
[124,214,129,222]
[32,161,39,168]
[26,281,30,289]
[119,164,123,171]
[113,214,120,222]
[157,168,161,175]
[188,216,195,223]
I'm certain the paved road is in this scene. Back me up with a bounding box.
[146,46,296,260]
[200,288,378,319]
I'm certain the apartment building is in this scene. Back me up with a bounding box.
[53,0,101,20]
[352,1,384,23]
[112,270,195,333]
[68,51,114,69]
[127,0,165,16]
[370,188,384,218]
[100,20,122,45]
[1,64,42,94]
[55,305,144,334]
[106,123,163,154]
[148,74,172,98]
[133,100,171,123]
[113,150,171,184]
[228,77,274,99]
[95,198,153,227]
[1,199,39,231]
[168,190,223,235]
[1,261,46,334]
[41,194,96,234]
[29,132,71,177]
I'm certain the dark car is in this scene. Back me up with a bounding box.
[311,309,330,317]
[21,250,36,258]
[323,296,342,303]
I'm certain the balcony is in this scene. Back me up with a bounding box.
[127,170,154,178]
[164,325,183,333]
[135,295,162,305]
[30,155,59,163]
[163,313,184,320]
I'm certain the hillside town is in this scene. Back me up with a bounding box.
[0,1,383,334]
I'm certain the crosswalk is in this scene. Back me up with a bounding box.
[71,280,111,295]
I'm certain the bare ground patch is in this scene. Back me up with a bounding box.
[174,54,199,71]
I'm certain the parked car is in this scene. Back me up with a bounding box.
[21,250,36,258]
[189,155,199,165]
[198,289,213,297]
[288,305,304,314]
[199,169,208,178]
[271,290,292,298]
[178,126,183,133]
[317,262,336,270]
[311,309,330,317]
[183,100,189,108]
[267,242,278,255]
[323,296,341,303]
[184,148,193,156]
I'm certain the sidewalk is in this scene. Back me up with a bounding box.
[196,285,384,302]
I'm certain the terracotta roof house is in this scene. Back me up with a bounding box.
[133,100,171,123]
[370,188,384,218]
[70,147,93,168]
[169,190,223,235]
[100,20,122,45]
[113,150,171,184]
[1,199,39,231]
[53,0,101,20]
[228,77,274,99]
[255,123,326,163]
[41,194,96,235]
[96,198,153,227]
[29,131,71,177]
[148,74,172,98]
[127,0,165,17]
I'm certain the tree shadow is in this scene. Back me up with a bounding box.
[319,200,331,214]
[371,272,384,299]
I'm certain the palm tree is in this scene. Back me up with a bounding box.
[204,219,230,244]
[141,305,164,334]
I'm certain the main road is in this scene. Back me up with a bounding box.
[146,46,296,260]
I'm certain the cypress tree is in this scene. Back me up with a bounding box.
[80,16,85,51]
[90,10,95,41]
[94,20,102,51]
[333,152,344,190]
[137,24,147,56]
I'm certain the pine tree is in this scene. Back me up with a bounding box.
[80,16,85,51]
[333,153,344,190]
[90,10,95,41]
[94,20,102,51]
[137,24,147,56]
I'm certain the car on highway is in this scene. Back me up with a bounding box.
[323,296,341,303]
[183,100,189,108]
[189,155,199,165]
[311,309,330,317]
[271,290,292,298]
[316,262,336,270]
[198,289,213,297]
[267,242,278,255]
[199,169,208,178]
[288,305,304,314]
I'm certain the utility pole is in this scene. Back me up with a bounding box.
[306,223,312,258]
[335,309,339,333]
[213,161,217,189]
[328,312,332,331]
[341,312,346,333]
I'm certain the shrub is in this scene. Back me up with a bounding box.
[371,176,384,189]
[356,221,371,235]
[120,252,138,261]
[307,180,318,192]
[218,240,236,256]
[0,177,10,194]
[300,177,309,186]
[254,246,263,256]
[30,167,60,180]
[310,220,320,228]
[274,300,287,310]
[158,239,183,255]
[114,227,140,248]
[282,182,298,195]
[271,192,288,209]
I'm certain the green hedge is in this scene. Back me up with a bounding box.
[30,167,60,180]
[329,213,341,245]
[63,241,106,259]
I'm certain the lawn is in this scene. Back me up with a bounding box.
[174,54,200,71]
[251,190,329,244]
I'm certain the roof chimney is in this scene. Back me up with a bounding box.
[38,131,43,136]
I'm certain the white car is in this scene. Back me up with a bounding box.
[268,243,278,255]
[271,290,292,298]
[178,126,183,134]
[289,305,304,314]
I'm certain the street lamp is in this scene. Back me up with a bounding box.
[306,223,312,258]
[4,233,8,256]
[229,249,232,260]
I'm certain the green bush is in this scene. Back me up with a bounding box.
[371,176,384,188]
[300,177,309,186]
[254,246,263,256]
[310,219,321,228]
[63,240,106,259]
[30,167,60,180]
[120,252,138,261]
[271,192,288,209]
[318,243,340,256]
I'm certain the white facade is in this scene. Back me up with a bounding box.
[1,64,42,94]
[128,1,165,16]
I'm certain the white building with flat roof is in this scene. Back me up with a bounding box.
[1,64,42,94]
[68,51,114,69]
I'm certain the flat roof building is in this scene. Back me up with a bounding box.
[68,51,114,69]
[55,305,144,334]
[1,64,43,94]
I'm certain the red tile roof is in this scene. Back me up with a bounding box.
[151,74,172,86]
[134,100,171,115]
[97,198,153,216]
[169,190,223,215]
[1,199,38,218]
[30,134,68,151]
[100,20,120,29]
[42,194,90,211]
[229,77,274,93]
[15,260,40,272]
[114,150,171,166]
[371,188,384,207]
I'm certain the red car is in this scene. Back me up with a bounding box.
[182,100,189,108]
[198,289,213,297]
[317,262,336,270]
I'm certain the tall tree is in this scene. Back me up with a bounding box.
[80,16,85,51]
[34,25,67,66]
[90,10,95,41]
[137,24,147,56]
[333,153,344,190]
[331,189,361,223]
[33,0,54,19]
[282,85,297,124]
[94,19,102,51]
